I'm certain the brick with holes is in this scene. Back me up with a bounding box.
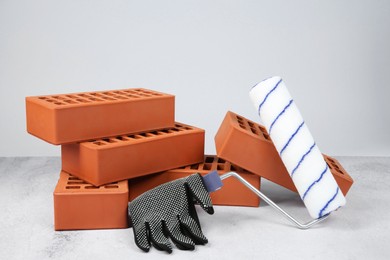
[128,155,261,207]
[53,171,128,230]
[26,88,175,145]
[215,111,353,195]
[62,123,205,186]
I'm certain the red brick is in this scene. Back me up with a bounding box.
[53,171,128,230]
[129,155,261,207]
[62,123,204,186]
[215,111,353,195]
[26,88,175,144]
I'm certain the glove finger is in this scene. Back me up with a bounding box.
[147,220,173,253]
[179,215,208,245]
[163,219,195,251]
[131,222,150,252]
[186,174,214,214]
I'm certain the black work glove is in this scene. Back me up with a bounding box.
[128,173,214,253]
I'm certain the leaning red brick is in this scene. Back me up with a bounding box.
[215,111,353,196]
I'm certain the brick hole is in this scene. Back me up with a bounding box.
[67,181,86,185]
[126,95,140,98]
[93,141,106,146]
[183,127,192,130]
[190,164,200,170]
[161,129,170,134]
[66,186,80,189]
[51,96,60,99]
[103,138,116,143]
[333,164,340,170]
[263,133,270,140]
[85,186,99,189]
[241,168,250,173]
[89,97,103,101]
[238,124,246,130]
[248,121,255,127]
[115,95,127,99]
[99,96,113,100]
[236,116,244,121]
[336,168,344,174]
[127,135,141,139]
[217,158,225,163]
[203,164,212,170]
[68,177,80,181]
[104,185,119,189]
[205,157,214,163]
[171,128,180,132]
[217,164,225,170]
[115,136,127,141]
[139,133,148,138]
[175,124,183,128]
[64,100,77,104]
[328,158,335,164]
[54,102,64,105]
[150,131,161,135]
[230,165,239,171]
[45,99,54,102]
[250,127,258,135]
[38,97,48,100]
[76,98,89,103]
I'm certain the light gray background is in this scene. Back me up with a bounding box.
[1,0,389,157]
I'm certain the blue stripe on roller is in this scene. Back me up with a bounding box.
[257,78,282,114]
[302,164,328,200]
[291,142,316,177]
[269,99,293,134]
[319,187,340,218]
[250,76,274,90]
[280,121,305,155]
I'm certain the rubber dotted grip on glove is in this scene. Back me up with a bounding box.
[128,173,214,253]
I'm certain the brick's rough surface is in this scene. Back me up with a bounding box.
[53,171,128,230]
[26,88,175,144]
[129,155,261,207]
[62,123,205,186]
[215,111,353,195]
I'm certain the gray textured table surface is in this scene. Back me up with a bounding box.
[0,157,389,259]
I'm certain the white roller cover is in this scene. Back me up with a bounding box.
[249,76,346,219]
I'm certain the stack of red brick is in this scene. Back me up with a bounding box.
[26,89,353,231]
